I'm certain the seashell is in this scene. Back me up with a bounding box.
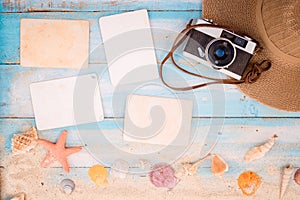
[179,153,211,176]
[10,192,26,200]
[11,127,38,154]
[244,134,278,163]
[211,154,228,176]
[238,171,261,196]
[294,168,300,185]
[149,163,178,190]
[109,159,130,179]
[88,164,108,186]
[136,159,152,171]
[280,165,294,200]
[60,179,75,194]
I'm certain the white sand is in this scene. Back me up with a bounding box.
[1,138,300,200]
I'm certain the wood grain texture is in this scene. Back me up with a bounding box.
[1,118,300,168]
[0,11,201,64]
[0,64,299,118]
[0,0,201,12]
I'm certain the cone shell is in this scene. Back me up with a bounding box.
[211,154,228,175]
[88,164,108,186]
[238,171,261,196]
[280,165,294,200]
[11,127,38,154]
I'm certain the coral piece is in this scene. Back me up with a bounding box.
[11,127,38,154]
[10,192,26,200]
[294,168,300,185]
[37,130,82,173]
[244,134,278,163]
[88,164,108,186]
[280,165,294,200]
[60,179,75,194]
[238,171,261,196]
[149,163,178,190]
[109,159,130,179]
[179,153,211,176]
[211,154,228,176]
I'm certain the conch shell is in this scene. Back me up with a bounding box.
[280,165,294,200]
[238,171,261,196]
[88,164,108,186]
[211,154,228,176]
[11,127,38,154]
[244,134,278,163]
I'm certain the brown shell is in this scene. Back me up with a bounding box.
[211,154,228,175]
[11,127,38,154]
[294,168,300,185]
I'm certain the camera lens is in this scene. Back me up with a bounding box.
[207,39,235,68]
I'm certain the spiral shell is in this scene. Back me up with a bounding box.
[60,179,75,194]
[244,134,278,163]
[280,165,294,200]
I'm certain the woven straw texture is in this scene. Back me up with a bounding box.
[203,0,300,111]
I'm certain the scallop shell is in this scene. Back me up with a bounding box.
[11,127,38,154]
[238,171,261,196]
[109,159,130,179]
[10,192,26,200]
[244,134,278,163]
[294,168,300,185]
[280,165,294,200]
[149,163,178,190]
[211,154,228,176]
[88,164,108,186]
[60,179,75,194]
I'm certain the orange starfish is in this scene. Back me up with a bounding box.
[37,130,82,173]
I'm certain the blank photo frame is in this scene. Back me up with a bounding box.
[20,19,89,69]
[99,10,159,86]
[123,94,193,146]
[30,74,104,130]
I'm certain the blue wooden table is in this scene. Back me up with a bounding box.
[1,0,300,199]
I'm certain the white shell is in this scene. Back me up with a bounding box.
[280,165,294,200]
[244,135,278,163]
[135,159,152,171]
[109,159,130,179]
[60,179,75,194]
[11,127,38,154]
[177,153,211,176]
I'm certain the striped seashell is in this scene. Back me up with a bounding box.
[280,165,294,200]
[244,134,278,163]
[60,179,75,194]
[11,127,38,154]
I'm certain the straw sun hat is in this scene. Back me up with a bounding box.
[203,0,300,111]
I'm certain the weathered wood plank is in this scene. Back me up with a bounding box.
[0,0,202,13]
[0,64,299,118]
[0,11,201,64]
[1,118,300,168]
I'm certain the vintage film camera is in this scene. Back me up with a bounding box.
[183,19,257,80]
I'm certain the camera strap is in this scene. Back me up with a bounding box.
[159,19,271,91]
